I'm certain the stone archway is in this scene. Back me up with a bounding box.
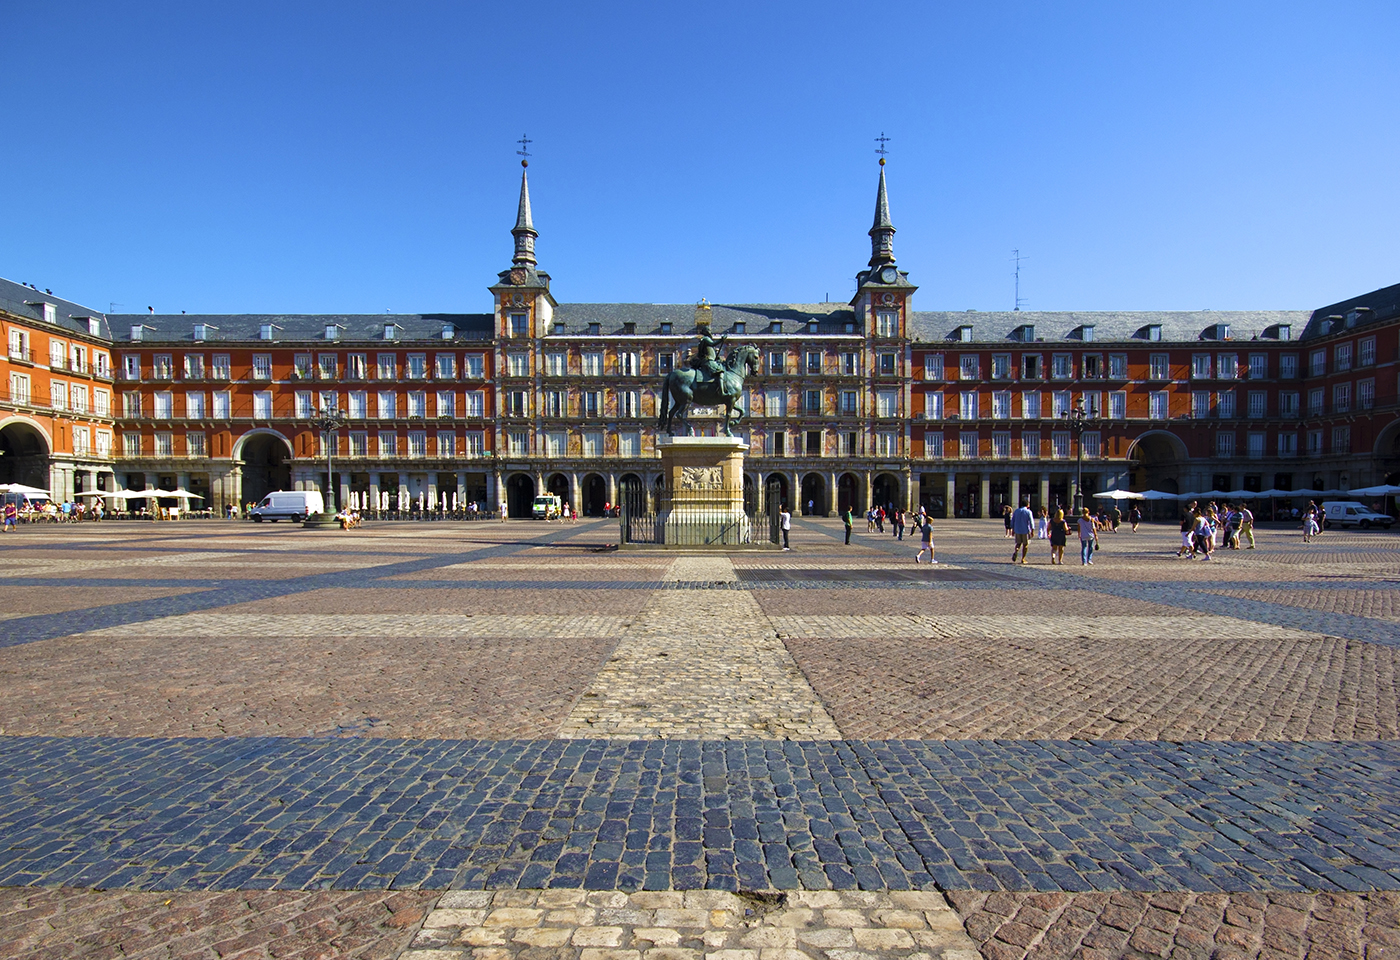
[1126,431,1189,493]
[238,433,293,505]
[800,473,826,516]
[0,418,51,488]
[765,473,790,511]
[837,473,862,515]
[506,473,536,518]
[872,473,900,513]
[582,473,607,516]
[547,473,570,504]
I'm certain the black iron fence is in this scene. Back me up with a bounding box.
[619,480,782,547]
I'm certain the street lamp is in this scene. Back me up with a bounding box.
[1061,397,1099,514]
[307,406,349,522]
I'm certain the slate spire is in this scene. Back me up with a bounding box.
[512,165,537,267]
[868,161,896,268]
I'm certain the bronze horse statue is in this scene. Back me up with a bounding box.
[658,343,759,437]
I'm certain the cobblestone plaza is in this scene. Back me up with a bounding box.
[0,519,1397,958]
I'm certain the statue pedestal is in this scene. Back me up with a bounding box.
[656,436,751,546]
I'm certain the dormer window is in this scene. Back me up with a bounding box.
[383,323,397,340]
[259,323,275,341]
[85,317,101,336]
[1145,324,1162,342]
[585,322,599,336]
[441,323,454,340]
[1277,323,1291,341]
[1013,324,1035,343]
[552,322,565,335]
[807,319,819,334]
[1079,324,1095,342]
[325,324,340,340]
[844,322,855,334]
[769,321,782,334]
[660,322,672,335]
[954,325,973,342]
[43,303,56,325]
[193,323,208,341]
[1202,322,1231,341]
[733,322,746,334]
[623,321,636,335]
[130,325,144,342]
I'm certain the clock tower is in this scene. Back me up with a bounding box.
[852,158,916,336]
[490,159,556,339]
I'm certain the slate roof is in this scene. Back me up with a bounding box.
[907,310,1312,345]
[0,277,113,340]
[106,312,493,344]
[1301,282,1400,340]
[549,302,856,336]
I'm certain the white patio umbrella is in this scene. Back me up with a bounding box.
[1137,490,1179,500]
[1092,490,1144,500]
[0,483,52,497]
[151,489,205,500]
[1349,484,1400,497]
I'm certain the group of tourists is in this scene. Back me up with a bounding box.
[0,499,106,525]
[1174,499,1258,559]
[1003,499,1103,565]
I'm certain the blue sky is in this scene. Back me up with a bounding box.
[3,2,1396,315]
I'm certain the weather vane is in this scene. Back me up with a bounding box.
[517,134,532,168]
[875,132,891,166]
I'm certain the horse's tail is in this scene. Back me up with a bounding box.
[658,374,671,428]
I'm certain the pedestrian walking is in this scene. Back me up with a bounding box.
[915,515,936,564]
[894,509,905,541]
[2,502,15,533]
[1011,497,1035,564]
[1002,504,1014,538]
[1036,508,1049,540]
[1177,510,1194,557]
[779,504,791,550]
[1192,510,1215,559]
[1239,503,1255,548]
[1302,508,1319,543]
[842,506,854,545]
[1078,508,1099,565]
[1129,505,1142,532]
[1048,509,1068,565]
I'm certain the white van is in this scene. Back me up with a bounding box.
[1321,501,1394,530]
[250,490,325,523]
[532,493,562,520]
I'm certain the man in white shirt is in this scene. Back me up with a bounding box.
[779,505,791,550]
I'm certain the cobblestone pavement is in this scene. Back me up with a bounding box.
[0,518,1396,958]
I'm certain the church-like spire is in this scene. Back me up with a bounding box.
[868,160,896,268]
[512,165,537,267]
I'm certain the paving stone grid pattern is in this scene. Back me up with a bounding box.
[0,518,1396,959]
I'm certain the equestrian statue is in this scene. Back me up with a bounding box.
[658,335,759,437]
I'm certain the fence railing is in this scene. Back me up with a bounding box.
[618,481,782,547]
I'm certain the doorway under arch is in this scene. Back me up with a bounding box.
[1127,431,1188,492]
[507,474,536,518]
[546,473,570,507]
[765,473,790,511]
[800,473,826,515]
[0,419,51,488]
[240,433,293,505]
[582,474,607,516]
[872,473,900,513]
[837,473,862,515]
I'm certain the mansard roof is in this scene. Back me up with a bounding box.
[1300,282,1400,340]
[107,312,493,344]
[908,309,1311,345]
[549,302,857,336]
[0,277,113,339]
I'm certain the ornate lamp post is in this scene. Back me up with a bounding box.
[305,407,349,525]
[1061,397,1099,514]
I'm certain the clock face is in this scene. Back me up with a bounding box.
[880,266,898,283]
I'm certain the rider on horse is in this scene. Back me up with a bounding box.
[690,331,728,384]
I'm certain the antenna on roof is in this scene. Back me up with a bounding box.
[1011,249,1029,311]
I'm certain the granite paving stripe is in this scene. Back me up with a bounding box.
[213,588,659,615]
[0,886,437,959]
[558,570,841,740]
[73,613,636,638]
[769,614,1320,641]
[0,585,209,616]
[0,522,592,648]
[751,588,1188,617]
[1202,587,1400,619]
[785,634,1400,741]
[0,737,1394,893]
[0,635,617,739]
[664,556,740,582]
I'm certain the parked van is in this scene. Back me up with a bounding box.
[532,493,562,520]
[250,490,325,523]
[1321,501,1394,530]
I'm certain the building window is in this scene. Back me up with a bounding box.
[1215,432,1235,457]
[1082,354,1102,379]
[991,390,1011,419]
[407,431,426,458]
[619,390,639,418]
[1108,354,1127,379]
[959,391,978,420]
[1279,354,1298,379]
[806,351,822,374]
[295,391,314,418]
[1248,354,1267,379]
[875,310,898,337]
[545,352,565,376]
[1021,431,1039,459]
[457,354,481,379]
[509,314,528,338]
[406,354,427,379]
[582,351,604,376]
[436,390,455,418]
[1081,391,1102,418]
[842,352,859,376]
[841,431,858,456]
[1216,390,1235,419]
[1247,432,1265,459]
[960,355,980,380]
[1051,391,1072,418]
[253,391,273,419]
[1279,391,1299,418]
[768,351,786,375]
[959,431,978,460]
[1051,354,1073,379]
[186,392,206,418]
[1247,390,1266,419]
[842,390,859,415]
[992,432,1011,459]
[249,355,270,380]
[506,390,527,417]
[123,432,141,457]
[1331,425,1350,454]
[212,391,230,418]
[1108,391,1127,419]
[1332,382,1351,413]
[923,353,943,380]
[378,391,397,419]
[619,431,641,457]
[804,389,823,414]
[464,431,485,457]
[1149,354,1170,380]
[768,430,786,456]
[875,432,897,457]
[1307,429,1323,456]
[804,430,822,456]
[183,355,205,380]
[95,431,111,456]
[991,354,1011,380]
[122,355,141,380]
[924,431,943,459]
[9,329,30,360]
[186,432,206,458]
[1359,337,1376,367]
[1192,354,1212,379]
[342,353,364,380]
[1021,354,1042,380]
[1217,354,1238,379]
[407,391,427,418]
[619,352,639,376]
[764,390,787,418]
[1192,390,1211,418]
[71,427,90,455]
[1149,390,1169,420]
[1277,433,1297,458]
[1359,379,1375,410]
[290,353,311,380]
[154,432,173,458]
[1021,390,1041,419]
[465,390,485,417]
[543,389,563,418]
[379,431,398,457]
[376,354,395,380]
[1050,432,1069,459]
[658,352,674,374]
[149,391,170,418]
[1081,432,1101,458]
[437,431,456,457]
[347,391,367,418]
[152,355,173,380]
[584,391,602,418]
[94,389,110,416]
[582,431,603,457]
[1306,387,1324,416]
[1309,349,1326,377]
[313,354,336,380]
[69,383,88,413]
[924,392,942,419]
[876,390,897,418]
[543,431,567,457]
[1334,342,1353,373]
[507,353,528,376]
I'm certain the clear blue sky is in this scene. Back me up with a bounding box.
[4,1,1396,315]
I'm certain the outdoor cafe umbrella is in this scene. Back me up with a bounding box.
[1349,484,1400,497]
[1137,490,1178,500]
[0,483,51,497]
[151,489,205,500]
[1092,490,1145,500]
